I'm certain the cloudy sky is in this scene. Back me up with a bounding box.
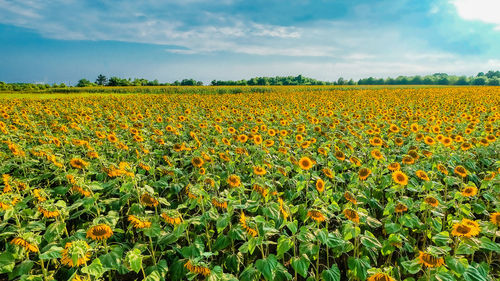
[0,0,499,84]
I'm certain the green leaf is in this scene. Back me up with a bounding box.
[143,222,162,237]
[401,259,421,275]
[291,255,310,278]
[81,258,106,278]
[434,271,456,281]
[145,270,162,281]
[463,265,487,281]
[445,256,467,275]
[39,246,63,260]
[239,264,260,281]
[126,248,143,273]
[287,220,298,235]
[321,264,341,281]
[43,221,66,243]
[347,257,370,280]
[360,233,382,250]
[8,260,34,280]
[479,237,500,252]
[0,253,16,274]
[277,236,292,259]
[255,255,279,281]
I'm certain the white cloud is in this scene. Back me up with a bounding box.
[452,0,500,30]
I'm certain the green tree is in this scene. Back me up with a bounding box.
[76,79,94,87]
[96,74,107,85]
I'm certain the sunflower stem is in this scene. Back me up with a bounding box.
[148,236,157,265]
[40,258,48,281]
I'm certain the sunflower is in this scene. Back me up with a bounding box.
[490,213,500,226]
[315,178,325,193]
[322,168,334,178]
[10,237,38,253]
[424,136,435,145]
[184,260,211,277]
[191,157,204,168]
[395,203,408,213]
[240,212,258,237]
[388,162,400,171]
[253,135,263,145]
[128,215,151,229]
[424,196,439,207]
[350,156,362,167]
[454,166,467,178]
[140,193,159,207]
[417,251,444,268]
[70,158,88,169]
[86,224,113,241]
[211,198,228,209]
[437,164,448,175]
[343,209,360,224]
[161,213,183,225]
[253,166,266,176]
[461,142,472,151]
[392,171,408,186]
[227,174,241,187]
[370,137,383,146]
[461,219,480,235]
[307,210,326,222]
[61,241,91,267]
[355,167,371,181]
[367,272,395,281]
[371,149,384,160]
[402,155,414,165]
[461,186,477,197]
[38,206,60,218]
[298,157,314,170]
[415,170,430,181]
[335,150,345,161]
[344,191,357,204]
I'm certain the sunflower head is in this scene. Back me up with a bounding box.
[86,224,113,241]
[417,251,444,268]
[490,213,500,226]
[227,174,241,187]
[61,240,91,267]
[392,171,408,186]
[315,178,325,193]
[298,157,314,170]
[359,167,372,181]
[461,186,478,197]
[367,272,395,281]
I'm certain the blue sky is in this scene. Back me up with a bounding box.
[0,0,499,84]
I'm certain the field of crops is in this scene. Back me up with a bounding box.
[0,86,499,281]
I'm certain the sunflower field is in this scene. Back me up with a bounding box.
[0,86,499,281]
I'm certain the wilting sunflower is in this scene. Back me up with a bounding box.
[392,171,408,186]
[367,272,395,281]
[454,165,467,178]
[161,213,183,225]
[298,156,314,170]
[227,174,241,187]
[140,193,159,207]
[184,260,211,277]
[10,237,38,253]
[70,158,88,169]
[350,156,362,167]
[417,251,444,268]
[344,191,357,204]
[86,224,113,241]
[191,157,204,168]
[461,186,478,197]
[315,178,325,193]
[424,196,439,207]
[343,209,360,224]
[358,167,372,181]
[240,212,257,237]
[307,210,326,222]
[61,240,91,267]
[395,203,408,213]
[388,162,400,171]
[322,168,334,178]
[415,170,430,181]
[490,213,500,226]
[437,164,448,175]
[128,215,151,229]
[253,166,266,176]
[211,198,228,209]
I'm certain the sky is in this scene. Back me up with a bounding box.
[0,0,499,85]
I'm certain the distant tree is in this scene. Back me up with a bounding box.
[336,77,345,85]
[455,76,469,85]
[96,74,107,85]
[471,76,487,85]
[477,72,485,77]
[437,76,450,85]
[76,79,94,87]
[487,77,500,86]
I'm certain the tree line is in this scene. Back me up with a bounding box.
[1,71,500,91]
